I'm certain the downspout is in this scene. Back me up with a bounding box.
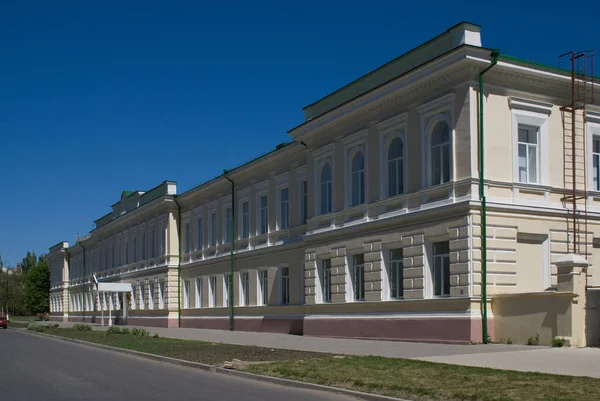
[173,195,182,328]
[224,171,236,331]
[478,49,500,344]
[79,243,86,323]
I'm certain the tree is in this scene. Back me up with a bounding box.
[21,251,37,273]
[23,255,50,314]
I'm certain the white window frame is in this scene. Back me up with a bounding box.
[279,266,290,305]
[258,269,268,305]
[241,200,250,239]
[258,193,269,235]
[240,271,250,306]
[159,281,165,309]
[509,97,551,186]
[195,278,203,308]
[517,124,540,184]
[430,241,450,297]
[313,144,335,215]
[224,274,232,307]
[139,283,145,309]
[224,205,233,244]
[148,282,155,309]
[131,283,136,310]
[196,216,204,251]
[209,276,217,307]
[342,130,368,208]
[278,186,290,230]
[586,114,600,192]
[377,113,408,198]
[318,259,332,303]
[351,254,365,301]
[417,94,455,188]
[183,220,191,254]
[183,279,190,309]
[209,211,218,247]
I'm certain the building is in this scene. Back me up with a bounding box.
[48,22,600,345]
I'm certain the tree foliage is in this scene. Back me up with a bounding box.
[21,251,38,273]
[23,255,50,314]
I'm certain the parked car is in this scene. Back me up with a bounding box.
[0,316,7,329]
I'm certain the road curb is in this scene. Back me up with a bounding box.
[16,329,412,401]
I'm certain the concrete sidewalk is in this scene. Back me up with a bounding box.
[49,321,600,378]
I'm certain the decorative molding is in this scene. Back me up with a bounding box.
[508,97,553,115]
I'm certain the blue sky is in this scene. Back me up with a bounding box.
[0,1,598,266]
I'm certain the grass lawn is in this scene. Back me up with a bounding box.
[247,357,600,401]
[37,327,329,365]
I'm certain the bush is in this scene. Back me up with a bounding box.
[152,333,160,338]
[73,323,92,332]
[552,337,566,348]
[527,333,540,346]
[131,327,149,337]
[27,321,39,330]
[27,322,47,333]
[121,328,130,335]
[506,338,513,344]
[107,326,123,335]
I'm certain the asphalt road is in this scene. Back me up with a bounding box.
[0,329,354,401]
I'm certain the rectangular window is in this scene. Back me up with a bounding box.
[141,233,146,260]
[320,259,332,302]
[209,276,217,307]
[148,283,155,309]
[241,201,250,239]
[139,284,145,309]
[210,213,217,247]
[225,207,233,243]
[183,280,190,309]
[389,248,404,299]
[432,241,450,297]
[300,180,308,224]
[353,254,365,301]
[258,270,268,305]
[195,278,202,308]
[118,241,122,266]
[124,239,129,265]
[131,284,136,310]
[151,228,156,258]
[160,224,167,256]
[240,272,250,306]
[196,218,204,250]
[132,235,137,262]
[224,274,233,307]
[594,137,600,191]
[184,222,191,253]
[518,125,539,184]
[280,188,289,230]
[280,267,290,305]
[111,244,115,268]
[259,195,268,235]
[159,281,165,309]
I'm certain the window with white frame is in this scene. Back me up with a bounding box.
[183,279,190,309]
[259,194,268,235]
[111,243,115,268]
[196,217,203,250]
[350,151,365,206]
[240,272,250,306]
[241,201,250,238]
[184,221,191,253]
[594,136,600,191]
[352,254,365,301]
[117,240,122,266]
[160,223,167,256]
[387,138,405,197]
[131,285,136,310]
[124,238,129,265]
[320,259,332,303]
[141,233,146,260]
[279,187,289,230]
[224,274,232,307]
[195,278,202,308]
[225,207,233,243]
[139,283,146,309]
[432,241,450,297]
[148,282,155,309]
[518,125,539,184]
[209,276,217,307]
[300,180,308,224]
[159,281,165,309]
[209,212,217,247]
[389,248,404,299]
[430,121,451,186]
[320,163,332,214]
[280,267,290,305]
[258,270,268,305]
[132,235,137,263]
[150,227,156,258]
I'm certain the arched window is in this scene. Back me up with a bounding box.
[430,121,450,185]
[320,163,332,214]
[387,138,404,197]
[351,152,365,206]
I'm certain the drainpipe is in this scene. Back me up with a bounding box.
[224,171,236,331]
[478,49,500,344]
[173,196,182,328]
[79,242,86,323]
[64,248,71,318]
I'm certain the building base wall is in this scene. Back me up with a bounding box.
[181,317,304,335]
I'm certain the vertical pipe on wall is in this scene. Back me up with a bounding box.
[225,171,236,331]
[79,243,86,323]
[478,49,500,344]
[173,196,182,328]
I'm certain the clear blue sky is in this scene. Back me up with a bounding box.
[0,1,598,267]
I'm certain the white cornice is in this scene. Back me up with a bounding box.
[508,97,553,115]
[375,112,408,134]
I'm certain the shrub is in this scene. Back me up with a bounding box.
[73,323,92,332]
[27,321,39,330]
[50,323,59,328]
[527,333,540,346]
[131,327,149,337]
[152,333,160,339]
[107,326,123,335]
[506,338,513,344]
[27,322,47,333]
[121,328,130,335]
[552,337,566,348]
